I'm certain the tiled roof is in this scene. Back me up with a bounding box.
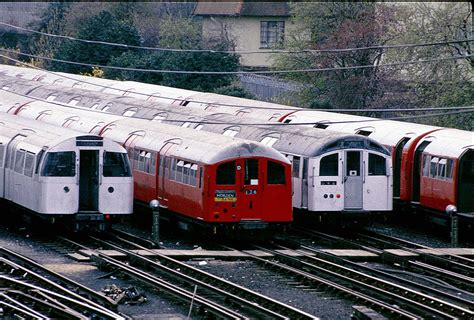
[194,1,290,17]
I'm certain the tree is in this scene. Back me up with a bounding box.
[51,10,141,74]
[274,2,401,110]
[387,2,473,129]
[106,15,241,92]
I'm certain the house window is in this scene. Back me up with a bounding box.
[260,21,285,48]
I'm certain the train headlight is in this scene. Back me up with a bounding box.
[445,205,457,215]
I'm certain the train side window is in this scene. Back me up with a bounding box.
[164,157,170,179]
[368,153,386,175]
[446,159,454,180]
[24,152,35,177]
[422,155,430,177]
[437,158,447,180]
[0,144,4,167]
[103,152,132,177]
[267,161,286,184]
[430,157,439,178]
[183,162,191,185]
[244,159,259,185]
[41,151,76,177]
[190,164,198,186]
[320,154,338,176]
[292,156,300,177]
[176,160,184,182]
[170,158,177,180]
[14,150,25,174]
[216,161,236,185]
[144,152,152,173]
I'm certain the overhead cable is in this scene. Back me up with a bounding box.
[0,21,472,55]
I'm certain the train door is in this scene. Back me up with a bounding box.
[393,137,411,198]
[344,151,363,210]
[157,140,180,207]
[4,135,25,200]
[79,150,99,211]
[301,158,309,208]
[236,158,262,219]
[457,150,474,213]
[412,141,431,202]
[288,155,302,209]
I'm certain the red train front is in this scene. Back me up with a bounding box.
[100,120,293,234]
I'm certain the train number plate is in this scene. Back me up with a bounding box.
[245,189,257,195]
[215,190,236,202]
[321,181,337,185]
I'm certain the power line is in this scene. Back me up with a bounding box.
[0,20,472,55]
[0,47,472,76]
[2,88,473,127]
[1,54,472,115]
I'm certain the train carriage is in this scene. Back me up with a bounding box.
[0,113,133,231]
[0,78,393,220]
[0,91,293,233]
[0,64,470,221]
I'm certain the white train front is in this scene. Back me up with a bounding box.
[0,113,134,231]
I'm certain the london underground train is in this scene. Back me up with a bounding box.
[0,91,293,234]
[0,76,393,222]
[0,112,133,231]
[0,64,471,220]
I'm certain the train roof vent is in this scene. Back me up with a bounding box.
[46,94,57,101]
[314,121,329,129]
[356,129,372,136]
[261,136,279,147]
[152,112,168,122]
[123,108,138,117]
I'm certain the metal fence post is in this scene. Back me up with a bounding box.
[149,200,160,245]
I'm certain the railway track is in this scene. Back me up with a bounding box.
[0,246,127,319]
[58,231,317,319]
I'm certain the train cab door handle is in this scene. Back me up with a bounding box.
[343,176,348,183]
[311,167,315,187]
[362,161,366,183]
[99,164,103,185]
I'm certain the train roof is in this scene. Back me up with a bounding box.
[0,112,111,152]
[0,75,390,157]
[421,129,474,158]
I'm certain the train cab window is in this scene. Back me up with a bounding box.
[41,151,76,177]
[14,150,25,174]
[368,153,386,175]
[0,144,4,167]
[190,164,198,186]
[422,155,430,177]
[24,152,35,177]
[267,161,286,184]
[292,156,300,177]
[320,154,339,176]
[103,152,132,177]
[437,158,447,180]
[244,159,259,185]
[216,161,236,185]
[430,157,439,178]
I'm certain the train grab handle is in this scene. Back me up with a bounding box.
[362,161,365,184]
[311,167,315,187]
